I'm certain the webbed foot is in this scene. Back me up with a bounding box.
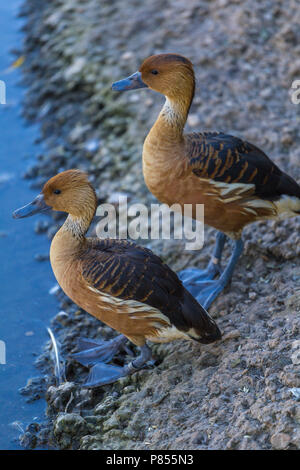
[181,236,243,309]
[72,334,131,367]
[81,343,153,388]
[186,278,228,309]
[179,261,222,284]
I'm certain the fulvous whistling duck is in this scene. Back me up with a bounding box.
[13,169,221,387]
[112,53,300,308]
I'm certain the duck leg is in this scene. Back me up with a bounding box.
[181,237,244,309]
[72,334,132,367]
[83,344,153,388]
[179,232,227,284]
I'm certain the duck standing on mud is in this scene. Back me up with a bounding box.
[13,169,221,387]
[112,53,300,309]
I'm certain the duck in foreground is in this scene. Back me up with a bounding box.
[13,169,221,387]
[112,53,300,309]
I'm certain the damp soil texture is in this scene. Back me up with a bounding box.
[12,0,300,450]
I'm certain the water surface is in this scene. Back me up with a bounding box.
[0,0,57,450]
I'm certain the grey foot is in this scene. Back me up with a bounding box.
[72,334,131,367]
[82,344,153,388]
[178,261,222,284]
[178,232,226,285]
[182,238,244,309]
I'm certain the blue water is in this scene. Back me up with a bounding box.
[0,1,57,449]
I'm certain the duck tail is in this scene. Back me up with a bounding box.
[275,173,300,215]
[180,289,222,344]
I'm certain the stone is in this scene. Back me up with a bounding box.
[270,432,291,450]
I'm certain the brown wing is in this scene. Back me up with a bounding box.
[186,132,300,200]
[79,238,221,343]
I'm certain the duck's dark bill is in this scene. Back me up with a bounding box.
[13,194,49,219]
[112,71,148,91]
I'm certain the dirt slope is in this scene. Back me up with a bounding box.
[19,0,300,450]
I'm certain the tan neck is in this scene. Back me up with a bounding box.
[50,208,95,261]
[148,90,193,143]
[61,212,93,240]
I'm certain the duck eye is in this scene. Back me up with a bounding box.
[53,189,61,195]
[151,70,159,75]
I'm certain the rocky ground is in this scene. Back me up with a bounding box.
[17,0,299,450]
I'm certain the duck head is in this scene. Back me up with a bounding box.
[112,53,195,101]
[13,169,97,220]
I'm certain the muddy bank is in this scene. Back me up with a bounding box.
[19,0,299,450]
